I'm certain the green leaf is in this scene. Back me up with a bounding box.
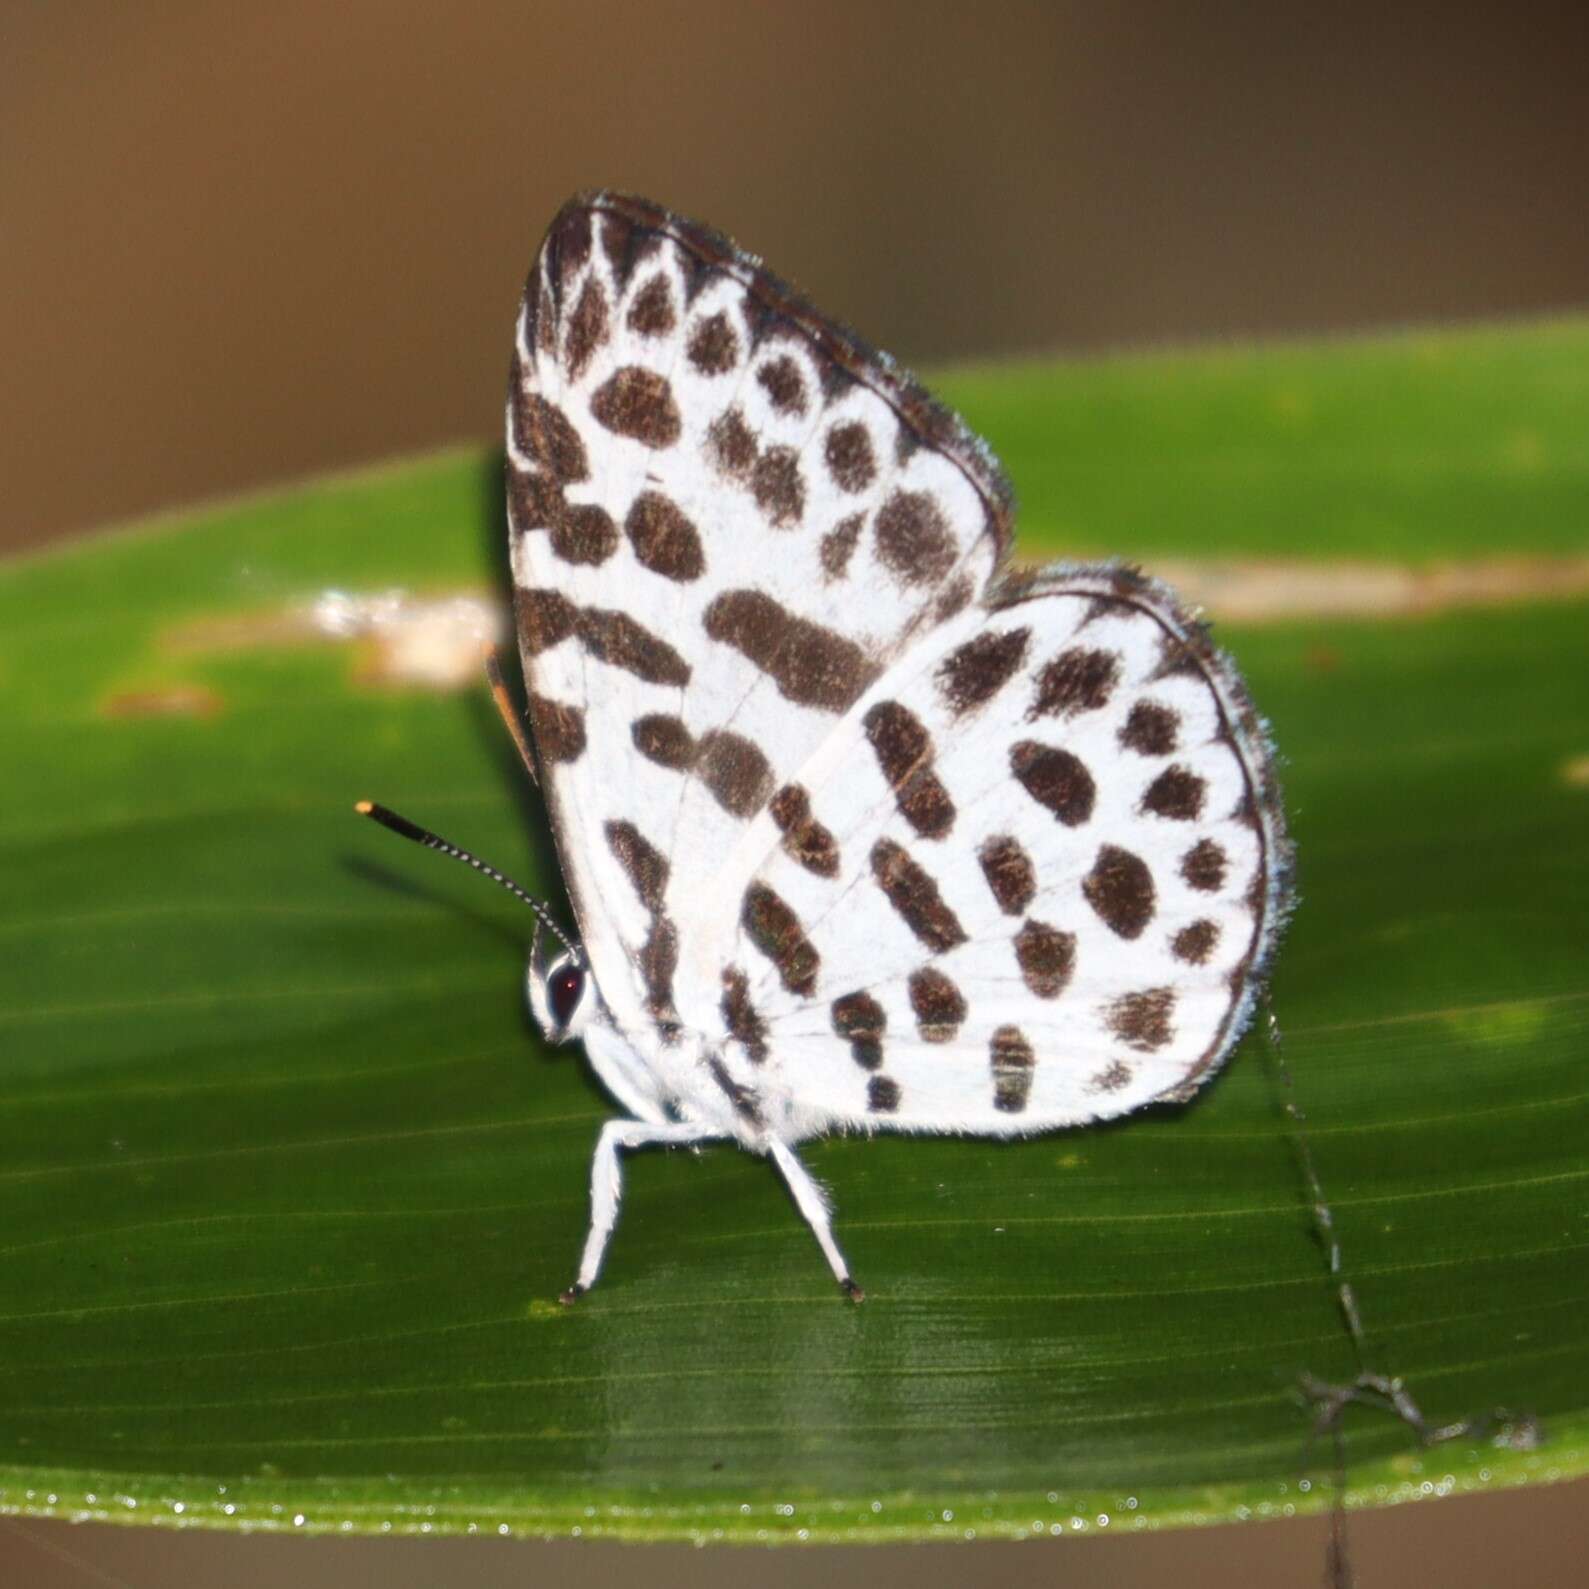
[2,320,1585,1543]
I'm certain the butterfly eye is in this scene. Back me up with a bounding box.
[548,962,585,1028]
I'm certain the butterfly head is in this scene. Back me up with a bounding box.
[526,940,594,1045]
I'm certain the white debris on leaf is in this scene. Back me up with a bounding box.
[309,589,505,688]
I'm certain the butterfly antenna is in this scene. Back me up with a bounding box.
[354,800,578,959]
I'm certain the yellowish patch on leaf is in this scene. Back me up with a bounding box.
[1443,1001,1552,1050]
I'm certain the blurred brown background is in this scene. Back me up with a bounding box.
[3,2,1587,1584]
[4,2,1588,555]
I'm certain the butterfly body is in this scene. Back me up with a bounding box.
[506,193,1290,1296]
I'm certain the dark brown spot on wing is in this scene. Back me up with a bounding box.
[511,390,588,483]
[563,276,609,382]
[1180,838,1228,893]
[721,966,769,1064]
[742,883,819,995]
[506,463,560,531]
[1149,628,1207,683]
[1171,919,1220,965]
[696,730,775,818]
[770,783,841,878]
[708,1055,762,1125]
[550,502,619,566]
[1119,700,1180,756]
[867,1075,901,1114]
[1090,1059,1132,1094]
[874,490,958,587]
[824,421,877,493]
[1029,647,1120,719]
[1142,764,1207,821]
[626,491,705,581]
[706,407,757,479]
[990,1025,1035,1113]
[908,967,966,1043]
[590,366,681,448]
[687,311,739,374]
[937,628,1030,717]
[605,819,668,910]
[704,590,880,712]
[832,990,886,1071]
[596,209,640,280]
[632,713,695,768]
[1011,740,1096,826]
[549,205,591,288]
[820,514,864,579]
[978,834,1036,915]
[640,915,679,1021]
[516,587,577,654]
[527,695,585,762]
[535,283,557,355]
[933,575,976,624]
[752,446,805,527]
[863,700,955,839]
[627,274,676,337]
[871,839,967,952]
[1014,920,1075,999]
[757,354,808,416]
[1105,987,1176,1053]
[1083,845,1156,940]
[577,608,691,686]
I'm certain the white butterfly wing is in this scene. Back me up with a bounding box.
[509,194,1012,1045]
[692,566,1288,1134]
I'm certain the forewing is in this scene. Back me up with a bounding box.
[508,194,1012,1037]
[700,567,1290,1132]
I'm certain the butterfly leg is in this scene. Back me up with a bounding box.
[765,1136,863,1302]
[562,1118,724,1303]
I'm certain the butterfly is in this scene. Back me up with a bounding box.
[362,192,1291,1303]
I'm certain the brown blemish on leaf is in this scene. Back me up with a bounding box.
[169,587,506,693]
[103,685,223,720]
[1009,555,1589,623]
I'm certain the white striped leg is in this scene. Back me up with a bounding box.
[563,1118,723,1302]
[765,1135,863,1302]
